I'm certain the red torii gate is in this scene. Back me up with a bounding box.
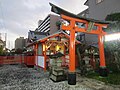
[50,3,109,85]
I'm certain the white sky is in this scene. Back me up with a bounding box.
[0,0,88,49]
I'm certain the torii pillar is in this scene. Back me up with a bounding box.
[68,20,76,85]
[61,14,108,85]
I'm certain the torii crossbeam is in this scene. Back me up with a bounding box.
[50,3,109,85]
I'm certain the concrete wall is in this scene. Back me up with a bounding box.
[77,0,120,45]
[15,37,25,49]
[38,20,43,27]
[88,0,120,20]
[84,34,98,45]
[49,15,60,35]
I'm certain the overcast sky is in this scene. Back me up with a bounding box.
[0,0,87,49]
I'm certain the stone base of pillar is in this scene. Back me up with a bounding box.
[27,65,34,68]
[68,72,76,85]
[99,67,108,77]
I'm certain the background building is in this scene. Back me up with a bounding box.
[27,14,61,46]
[15,37,26,49]
[36,14,60,35]
[0,39,5,48]
[27,30,46,45]
[38,20,43,27]
[77,0,120,45]
[0,33,6,49]
[78,0,120,20]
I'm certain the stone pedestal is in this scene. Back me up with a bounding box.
[50,67,66,82]
[99,67,108,77]
[50,57,66,82]
[68,72,76,85]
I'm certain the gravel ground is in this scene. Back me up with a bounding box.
[0,64,91,90]
[0,64,66,90]
[0,64,119,90]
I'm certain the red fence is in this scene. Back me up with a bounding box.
[0,55,35,66]
[0,55,70,68]
[0,56,22,65]
[24,56,35,66]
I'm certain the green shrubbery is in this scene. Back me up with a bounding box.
[104,13,120,72]
[87,72,120,85]
[105,12,120,21]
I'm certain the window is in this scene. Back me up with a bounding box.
[96,0,104,4]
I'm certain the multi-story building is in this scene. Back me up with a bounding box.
[77,0,120,45]
[78,0,120,20]
[27,14,61,45]
[0,33,6,49]
[0,39,5,48]
[36,14,60,35]
[38,20,43,27]
[15,37,26,49]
